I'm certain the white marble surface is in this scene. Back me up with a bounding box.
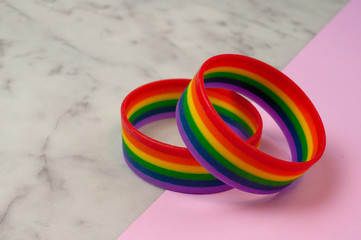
[0,0,348,239]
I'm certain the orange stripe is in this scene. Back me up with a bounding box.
[189,80,306,176]
[123,127,201,166]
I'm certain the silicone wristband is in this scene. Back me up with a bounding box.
[176,54,326,194]
[121,79,263,194]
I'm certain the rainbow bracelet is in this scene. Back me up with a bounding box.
[121,79,263,194]
[176,54,326,194]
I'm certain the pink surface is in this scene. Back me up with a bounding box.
[118,0,361,239]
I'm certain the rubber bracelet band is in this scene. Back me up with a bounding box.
[176,54,326,194]
[121,79,263,194]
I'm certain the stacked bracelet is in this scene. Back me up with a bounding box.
[121,54,326,194]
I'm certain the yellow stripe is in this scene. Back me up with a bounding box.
[122,129,208,174]
[205,67,313,161]
[127,93,182,118]
[127,89,257,133]
[187,80,301,181]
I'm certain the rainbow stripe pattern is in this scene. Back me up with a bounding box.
[121,79,263,194]
[176,54,326,194]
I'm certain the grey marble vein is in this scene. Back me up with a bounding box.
[0,0,348,239]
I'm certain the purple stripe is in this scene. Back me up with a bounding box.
[227,123,248,140]
[134,112,175,129]
[134,110,248,139]
[176,100,282,195]
[205,82,297,162]
[124,153,232,194]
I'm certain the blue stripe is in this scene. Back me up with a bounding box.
[205,77,303,162]
[219,113,251,139]
[123,145,225,187]
[132,106,176,126]
[178,92,289,191]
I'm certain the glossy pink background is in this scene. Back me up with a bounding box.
[119,0,361,239]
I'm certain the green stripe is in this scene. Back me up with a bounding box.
[123,139,217,181]
[205,72,308,162]
[129,99,178,123]
[183,89,293,186]
[213,105,255,136]
[129,99,255,137]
